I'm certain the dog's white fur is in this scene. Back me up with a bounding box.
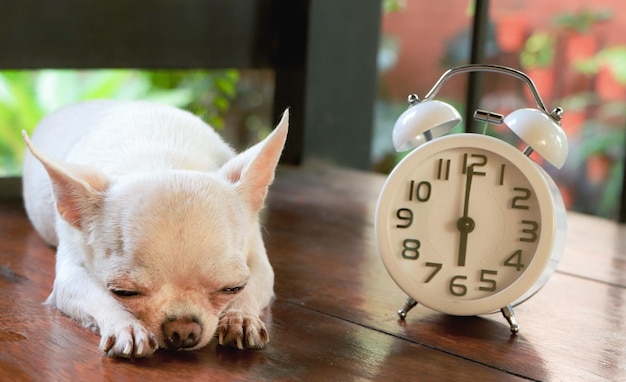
[22,100,287,358]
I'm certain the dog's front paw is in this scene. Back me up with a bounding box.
[218,310,269,350]
[99,321,158,358]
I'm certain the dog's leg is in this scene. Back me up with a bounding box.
[217,226,274,349]
[48,243,159,358]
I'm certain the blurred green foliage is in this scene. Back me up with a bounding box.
[0,69,239,176]
[520,32,555,69]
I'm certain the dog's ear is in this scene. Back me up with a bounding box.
[22,131,109,230]
[219,109,288,214]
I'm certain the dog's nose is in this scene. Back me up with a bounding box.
[162,316,202,350]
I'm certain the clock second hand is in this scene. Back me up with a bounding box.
[456,166,476,267]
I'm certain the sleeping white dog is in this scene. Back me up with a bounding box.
[22,100,287,358]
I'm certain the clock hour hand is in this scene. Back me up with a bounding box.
[456,166,475,266]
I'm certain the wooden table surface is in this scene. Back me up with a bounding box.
[1,165,625,381]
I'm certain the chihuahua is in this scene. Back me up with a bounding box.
[22,100,287,358]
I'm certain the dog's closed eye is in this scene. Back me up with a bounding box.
[220,285,246,294]
[109,288,141,298]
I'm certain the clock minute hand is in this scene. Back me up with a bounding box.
[456,166,476,267]
[462,166,474,218]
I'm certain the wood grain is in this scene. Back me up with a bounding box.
[1,165,624,381]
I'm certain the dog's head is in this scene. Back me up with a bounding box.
[23,110,288,351]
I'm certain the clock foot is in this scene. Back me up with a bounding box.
[398,297,418,319]
[500,305,520,334]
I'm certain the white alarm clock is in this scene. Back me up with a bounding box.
[375,65,568,333]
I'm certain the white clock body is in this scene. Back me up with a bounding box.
[376,133,566,316]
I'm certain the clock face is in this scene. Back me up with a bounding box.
[376,134,560,316]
